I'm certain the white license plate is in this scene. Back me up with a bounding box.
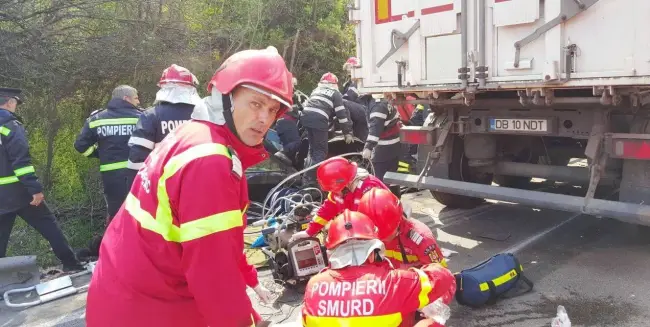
[489,118,548,133]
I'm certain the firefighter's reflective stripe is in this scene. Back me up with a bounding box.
[397,161,410,172]
[313,215,328,226]
[385,250,418,263]
[412,268,433,309]
[125,194,244,242]
[82,144,97,157]
[0,176,19,185]
[129,136,155,149]
[0,165,36,185]
[478,265,523,291]
[304,313,403,326]
[126,142,245,242]
[89,118,139,128]
[0,126,10,136]
[100,161,129,172]
[14,165,35,177]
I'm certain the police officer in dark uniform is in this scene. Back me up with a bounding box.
[360,94,402,182]
[300,72,354,183]
[125,64,200,184]
[75,85,142,221]
[0,88,82,271]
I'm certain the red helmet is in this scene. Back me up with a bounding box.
[357,188,403,240]
[343,57,360,69]
[325,210,378,249]
[317,157,358,193]
[208,46,294,114]
[320,72,338,85]
[158,64,199,87]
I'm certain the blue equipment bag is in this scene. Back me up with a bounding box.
[455,253,533,308]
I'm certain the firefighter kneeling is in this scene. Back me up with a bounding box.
[358,188,447,269]
[302,210,456,327]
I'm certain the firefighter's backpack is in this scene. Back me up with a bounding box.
[454,252,533,308]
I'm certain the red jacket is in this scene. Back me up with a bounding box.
[302,261,456,327]
[86,120,266,327]
[384,218,447,269]
[305,174,388,237]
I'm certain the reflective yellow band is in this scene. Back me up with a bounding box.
[397,167,410,173]
[0,176,19,185]
[82,144,97,157]
[440,258,448,268]
[100,161,128,172]
[125,193,244,242]
[385,250,418,263]
[398,161,410,168]
[304,313,403,326]
[479,265,523,291]
[0,126,10,136]
[89,118,139,128]
[313,215,328,226]
[416,104,424,111]
[156,143,232,228]
[413,268,433,309]
[14,166,35,177]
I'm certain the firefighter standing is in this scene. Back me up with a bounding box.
[125,65,201,184]
[85,46,293,327]
[302,210,456,327]
[358,188,447,269]
[74,85,142,221]
[300,73,353,183]
[289,157,389,242]
[0,88,82,271]
[360,95,402,182]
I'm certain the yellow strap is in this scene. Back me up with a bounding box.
[14,166,35,177]
[89,118,139,128]
[412,268,433,309]
[82,144,97,157]
[313,215,328,226]
[384,250,418,263]
[326,192,336,204]
[478,265,523,291]
[304,313,403,327]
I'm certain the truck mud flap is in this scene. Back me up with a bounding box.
[384,172,650,226]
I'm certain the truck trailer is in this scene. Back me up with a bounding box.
[348,0,650,225]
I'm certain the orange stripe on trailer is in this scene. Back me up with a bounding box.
[495,0,511,3]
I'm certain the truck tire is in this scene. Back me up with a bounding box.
[430,136,493,208]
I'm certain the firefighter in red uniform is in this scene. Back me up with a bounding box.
[302,209,456,327]
[358,188,447,269]
[85,46,293,327]
[289,156,389,242]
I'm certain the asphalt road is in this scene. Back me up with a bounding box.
[2,184,650,327]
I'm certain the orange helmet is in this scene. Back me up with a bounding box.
[158,64,199,87]
[317,157,358,193]
[325,210,378,249]
[320,72,339,85]
[208,46,294,117]
[357,188,403,240]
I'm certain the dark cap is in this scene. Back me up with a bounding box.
[0,88,23,104]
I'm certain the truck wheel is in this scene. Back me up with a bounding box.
[430,136,493,208]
